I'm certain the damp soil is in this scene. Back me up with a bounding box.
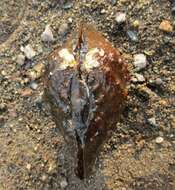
[0,0,175,190]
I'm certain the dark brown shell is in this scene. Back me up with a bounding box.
[43,25,130,179]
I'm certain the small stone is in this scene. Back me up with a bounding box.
[159,20,173,33]
[155,78,163,85]
[127,30,138,42]
[133,20,140,28]
[63,2,73,9]
[60,179,68,189]
[19,88,33,97]
[41,25,54,42]
[1,70,7,76]
[101,9,106,14]
[35,94,43,109]
[155,136,164,144]
[41,174,47,181]
[59,23,69,36]
[110,0,117,5]
[27,63,45,80]
[133,54,147,71]
[148,117,157,127]
[134,73,145,82]
[22,45,36,59]
[26,163,31,170]
[33,63,45,75]
[30,81,38,90]
[172,0,175,13]
[115,12,126,24]
[16,54,25,65]
[68,17,73,23]
[172,6,175,14]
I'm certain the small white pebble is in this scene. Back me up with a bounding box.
[155,78,163,85]
[155,136,164,144]
[115,12,126,24]
[1,70,7,76]
[30,82,38,90]
[101,9,106,14]
[148,117,156,126]
[16,54,25,65]
[135,73,145,82]
[68,17,73,23]
[26,163,31,170]
[60,179,68,189]
[134,54,147,71]
[22,45,36,59]
[41,25,54,42]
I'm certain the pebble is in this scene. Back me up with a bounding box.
[26,163,31,170]
[155,78,163,85]
[115,12,126,24]
[101,9,106,14]
[127,30,138,42]
[110,0,117,5]
[41,25,54,42]
[159,20,173,33]
[155,136,164,144]
[35,94,43,109]
[134,73,145,82]
[148,117,157,127]
[27,63,45,80]
[68,17,73,23]
[21,45,36,59]
[1,70,7,76]
[16,54,25,65]
[41,174,47,182]
[63,2,73,9]
[172,6,175,14]
[133,54,147,71]
[133,20,140,28]
[19,88,33,97]
[59,23,69,36]
[30,81,38,90]
[60,179,68,189]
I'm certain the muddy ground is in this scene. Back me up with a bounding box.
[0,0,175,189]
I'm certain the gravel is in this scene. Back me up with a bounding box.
[134,73,145,82]
[133,54,147,71]
[148,117,157,127]
[155,78,163,85]
[41,25,54,42]
[58,23,69,37]
[30,81,38,90]
[16,54,25,65]
[60,179,68,189]
[21,44,36,59]
[155,136,164,144]
[115,12,126,24]
[127,30,138,42]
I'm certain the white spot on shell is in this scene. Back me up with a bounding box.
[58,48,76,69]
[59,48,75,63]
[82,48,104,71]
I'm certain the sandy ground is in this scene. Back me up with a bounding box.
[0,0,175,189]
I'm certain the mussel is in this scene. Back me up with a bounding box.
[43,25,130,179]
